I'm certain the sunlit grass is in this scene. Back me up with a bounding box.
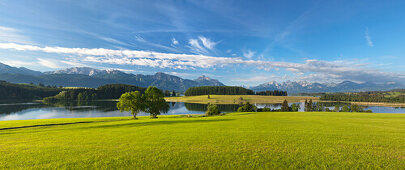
[0,112,404,169]
[165,95,319,104]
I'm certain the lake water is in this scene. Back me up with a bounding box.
[0,100,404,121]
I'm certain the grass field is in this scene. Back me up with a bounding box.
[165,95,319,104]
[1,112,404,169]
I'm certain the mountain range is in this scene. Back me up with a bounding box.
[0,62,403,93]
[251,80,404,94]
[0,63,224,91]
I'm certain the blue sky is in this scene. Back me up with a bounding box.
[0,0,404,86]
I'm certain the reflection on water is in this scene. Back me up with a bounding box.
[0,100,404,121]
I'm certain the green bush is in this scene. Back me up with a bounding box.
[237,102,257,112]
[206,104,220,116]
[257,107,271,112]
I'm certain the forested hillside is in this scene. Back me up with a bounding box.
[0,81,61,100]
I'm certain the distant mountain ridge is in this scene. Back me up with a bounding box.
[0,62,402,93]
[251,80,405,94]
[0,63,42,76]
[0,63,224,91]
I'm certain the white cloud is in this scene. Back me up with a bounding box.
[198,36,217,49]
[164,72,193,77]
[188,38,208,54]
[171,38,179,45]
[0,60,35,67]
[0,43,404,84]
[37,58,62,69]
[188,36,218,54]
[365,27,374,47]
[243,50,255,59]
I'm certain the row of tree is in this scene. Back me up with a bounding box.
[43,84,146,103]
[236,100,300,112]
[164,90,178,97]
[320,91,405,103]
[304,99,372,112]
[233,100,372,113]
[184,86,288,96]
[185,86,255,96]
[0,81,61,100]
[255,90,288,96]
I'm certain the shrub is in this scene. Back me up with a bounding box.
[237,102,257,112]
[206,104,220,116]
[257,107,271,112]
[365,109,373,113]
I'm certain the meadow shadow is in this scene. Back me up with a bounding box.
[77,118,234,130]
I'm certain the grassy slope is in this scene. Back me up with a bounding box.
[1,112,404,169]
[165,95,319,104]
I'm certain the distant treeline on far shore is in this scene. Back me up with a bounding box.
[319,90,405,103]
[184,86,287,96]
[0,80,61,100]
[43,84,147,103]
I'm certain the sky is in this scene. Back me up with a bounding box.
[0,0,404,86]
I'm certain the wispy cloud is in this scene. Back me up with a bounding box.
[243,50,255,59]
[365,27,374,47]
[198,36,218,49]
[188,36,218,54]
[0,26,32,44]
[0,43,404,84]
[37,58,62,69]
[164,71,194,78]
[134,35,182,53]
[188,38,208,54]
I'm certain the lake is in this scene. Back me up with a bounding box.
[1,100,404,121]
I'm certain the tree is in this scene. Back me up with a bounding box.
[172,90,176,97]
[144,86,169,118]
[281,100,290,112]
[308,99,313,112]
[117,91,144,119]
[206,104,220,116]
[77,93,84,101]
[237,102,257,112]
[208,95,211,99]
[341,105,350,112]
[164,90,171,97]
[291,103,300,112]
[334,105,340,112]
[351,104,363,112]
[304,100,308,111]
[315,103,324,111]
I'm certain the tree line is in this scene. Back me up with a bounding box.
[255,90,287,96]
[185,86,255,96]
[320,91,405,103]
[0,81,61,100]
[43,84,147,103]
[184,86,287,96]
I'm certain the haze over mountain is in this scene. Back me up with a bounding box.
[0,62,403,93]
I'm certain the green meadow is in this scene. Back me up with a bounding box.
[1,112,404,169]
